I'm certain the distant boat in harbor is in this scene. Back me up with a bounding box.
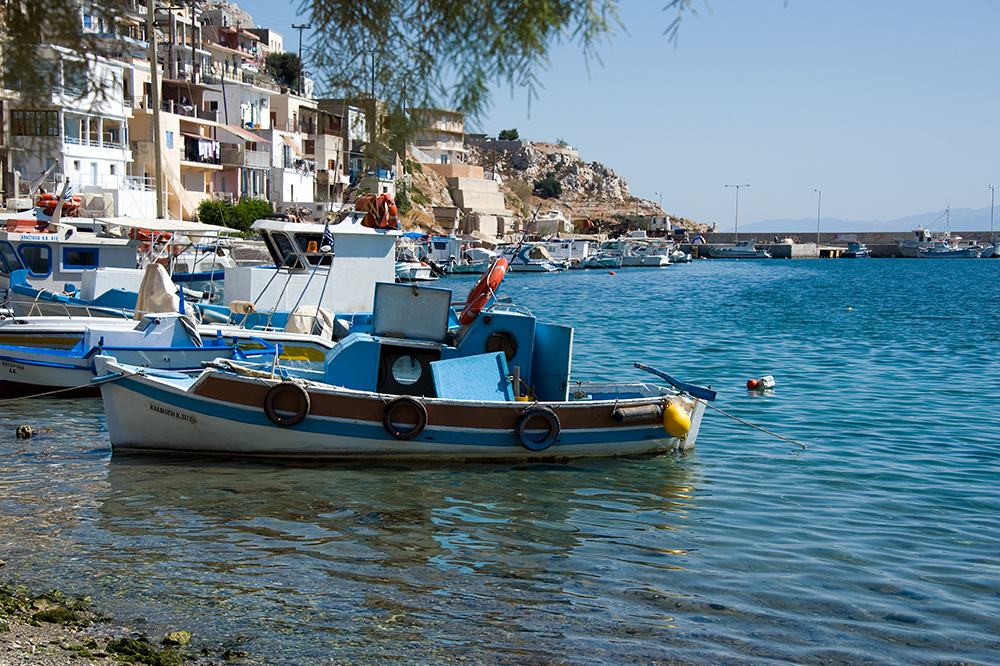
[698,239,772,259]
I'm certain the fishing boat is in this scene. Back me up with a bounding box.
[1,212,238,317]
[917,241,982,258]
[497,243,564,272]
[0,310,277,398]
[578,251,623,269]
[842,241,871,258]
[698,240,771,259]
[95,270,715,461]
[395,239,438,282]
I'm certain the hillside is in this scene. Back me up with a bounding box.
[400,140,709,236]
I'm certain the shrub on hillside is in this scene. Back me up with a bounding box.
[498,128,519,140]
[533,177,562,199]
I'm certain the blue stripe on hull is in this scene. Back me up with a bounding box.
[103,376,677,459]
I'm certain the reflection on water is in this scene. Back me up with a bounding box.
[89,455,700,665]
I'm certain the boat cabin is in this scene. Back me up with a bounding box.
[322,282,574,403]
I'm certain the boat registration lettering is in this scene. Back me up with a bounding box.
[148,402,197,423]
[2,360,24,373]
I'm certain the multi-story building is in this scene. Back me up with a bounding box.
[409,108,467,165]
[7,46,154,216]
[1,0,378,219]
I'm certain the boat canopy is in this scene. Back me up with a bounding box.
[96,218,240,235]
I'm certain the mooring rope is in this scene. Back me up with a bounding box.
[0,374,127,403]
[705,402,808,450]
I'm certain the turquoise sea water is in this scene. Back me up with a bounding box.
[2,258,999,665]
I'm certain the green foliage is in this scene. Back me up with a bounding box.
[498,128,520,141]
[233,198,273,232]
[309,2,699,126]
[557,138,568,146]
[533,177,562,199]
[196,198,272,234]
[410,186,431,206]
[264,52,302,91]
[395,185,413,216]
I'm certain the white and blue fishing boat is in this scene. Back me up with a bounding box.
[698,239,772,259]
[0,209,237,318]
[497,243,564,272]
[94,272,715,461]
[843,241,871,258]
[917,241,982,258]
[0,310,277,398]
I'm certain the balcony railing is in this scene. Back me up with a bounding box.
[221,146,270,168]
[161,99,217,121]
[64,135,127,151]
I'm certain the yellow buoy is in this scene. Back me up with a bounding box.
[662,399,692,439]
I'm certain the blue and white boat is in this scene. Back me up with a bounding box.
[699,240,772,259]
[0,210,237,317]
[94,276,716,461]
[917,241,982,258]
[843,241,871,258]
[498,243,564,272]
[0,311,277,398]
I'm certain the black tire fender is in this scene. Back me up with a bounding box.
[383,396,428,440]
[515,405,560,451]
[264,382,310,427]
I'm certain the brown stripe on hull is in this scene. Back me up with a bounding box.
[194,374,667,432]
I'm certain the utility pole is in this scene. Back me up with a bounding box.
[145,0,163,218]
[292,23,310,95]
[814,189,822,246]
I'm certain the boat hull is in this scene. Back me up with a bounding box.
[99,366,707,461]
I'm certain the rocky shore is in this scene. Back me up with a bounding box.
[0,578,246,665]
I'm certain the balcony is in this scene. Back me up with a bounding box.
[161,99,217,122]
[221,144,271,169]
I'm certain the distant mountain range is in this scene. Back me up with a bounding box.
[730,207,1000,234]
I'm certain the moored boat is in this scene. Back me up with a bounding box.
[95,275,716,461]
[698,239,771,259]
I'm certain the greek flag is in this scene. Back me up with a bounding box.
[321,221,334,252]
[62,182,73,199]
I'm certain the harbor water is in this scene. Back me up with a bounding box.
[2,258,999,665]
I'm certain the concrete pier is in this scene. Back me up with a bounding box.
[681,231,997,258]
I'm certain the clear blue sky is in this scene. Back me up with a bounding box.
[236,1,1000,229]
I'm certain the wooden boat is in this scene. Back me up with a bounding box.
[95,278,716,461]
[0,311,277,398]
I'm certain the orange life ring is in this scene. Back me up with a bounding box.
[130,228,173,243]
[355,193,400,229]
[459,257,508,325]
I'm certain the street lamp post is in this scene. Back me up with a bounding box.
[725,184,749,242]
[990,184,995,246]
[814,189,822,246]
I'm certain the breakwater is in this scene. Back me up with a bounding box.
[687,230,997,257]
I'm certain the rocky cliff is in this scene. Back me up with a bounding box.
[400,139,707,235]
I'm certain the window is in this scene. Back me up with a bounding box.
[109,164,116,175]
[11,110,59,137]
[0,243,21,275]
[73,160,81,171]
[63,248,98,270]
[19,245,51,277]
[165,131,174,149]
